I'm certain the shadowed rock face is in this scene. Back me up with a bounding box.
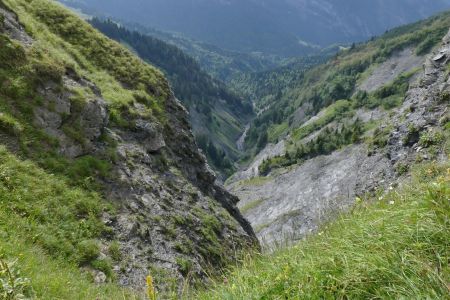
[228,30,450,247]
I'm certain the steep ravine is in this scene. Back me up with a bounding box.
[227,29,450,246]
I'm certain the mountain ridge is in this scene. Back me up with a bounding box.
[60,0,450,56]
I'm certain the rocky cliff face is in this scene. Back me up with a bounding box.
[228,29,450,246]
[0,0,256,292]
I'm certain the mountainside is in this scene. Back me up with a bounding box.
[230,55,328,114]
[0,0,256,298]
[227,12,450,245]
[238,12,450,157]
[90,19,253,177]
[121,22,281,83]
[1,0,450,299]
[60,0,450,56]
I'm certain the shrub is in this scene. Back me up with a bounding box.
[0,113,23,136]
[370,126,391,149]
[403,124,420,146]
[91,258,114,279]
[39,233,75,258]
[65,156,112,185]
[440,91,450,103]
[419,130,444,148]
[176,257,193,277]
[395,162,409,175]
[108,241,122,261]
[76,240,100,265]
[0,35,26,69]
[0,259,34,299]
[31,58,65,84]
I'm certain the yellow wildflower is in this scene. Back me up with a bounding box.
[146,275,156,300]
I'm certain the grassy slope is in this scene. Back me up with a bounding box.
[193,161,450,299]
[0,0,256,298]
[0,0,171,298]
[0,147,141,299]
[4,0,169,116]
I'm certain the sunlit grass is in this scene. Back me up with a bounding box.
[192,162,450,299]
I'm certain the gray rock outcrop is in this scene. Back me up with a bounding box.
[228,29,450,247]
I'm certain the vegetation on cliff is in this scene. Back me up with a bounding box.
[241,12,450,157]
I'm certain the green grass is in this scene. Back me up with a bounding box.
[0,0,156,191]
[0,242,141,299]
[291,99,353,142]
[192,162,450,299]
[3,0,169,122]
[0,146,143,299]
[239,199,266,214]
[237,176,272,187]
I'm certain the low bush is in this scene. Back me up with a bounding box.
[0,259,34,299]
[76,240,100,265]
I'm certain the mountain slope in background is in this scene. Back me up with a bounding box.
[60,0,450,56]
[226,12,450,245]
[120,21,281,83]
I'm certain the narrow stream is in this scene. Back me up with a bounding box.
[236,124,250,151]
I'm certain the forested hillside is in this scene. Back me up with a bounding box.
[230,55,328,113]
[240,12,450,157]
[90,19,253,176]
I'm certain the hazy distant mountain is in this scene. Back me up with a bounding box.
[61,0,450,56]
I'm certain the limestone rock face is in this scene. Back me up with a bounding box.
[228,30,450,247]
[80,98,109,142]
[135,119,166,153]
[33,71,257,292]
[0,4,32,46]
